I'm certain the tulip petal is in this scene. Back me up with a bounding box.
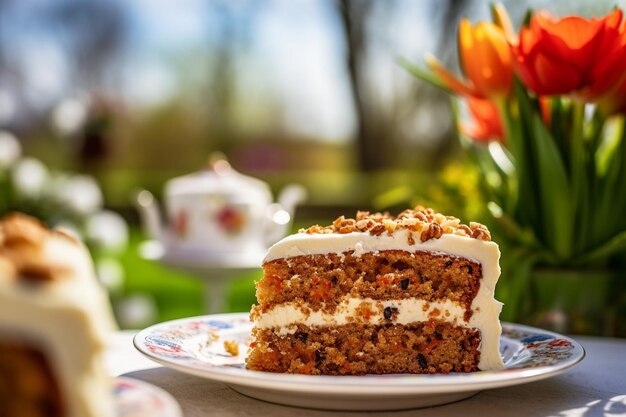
[459,19,513,97]
[603,8,623,29]
[491,3,518,44]
[533,52,582,95]
[472,23,513,96]
[460,120,492,143]
[539,16,602,49]
[530,11,608,74]
[538,24,604,73]
[425,55,479,97]
[461,98,503,142]
[581,15,626,99]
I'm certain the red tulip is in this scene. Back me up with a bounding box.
[460,97,504,142]
[513,9,626,99]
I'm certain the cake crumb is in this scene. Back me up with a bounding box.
[224,340,239,356]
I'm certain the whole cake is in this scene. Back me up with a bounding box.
[247,207,504,375]
[0,213,117,417]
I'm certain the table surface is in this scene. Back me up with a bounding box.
[107,331,626,417]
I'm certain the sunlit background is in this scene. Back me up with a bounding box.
[1,0,624,329]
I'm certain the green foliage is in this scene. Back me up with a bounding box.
[403,58,626,323]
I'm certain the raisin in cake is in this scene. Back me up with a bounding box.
[247,207,504,375]
[0,213,117,417]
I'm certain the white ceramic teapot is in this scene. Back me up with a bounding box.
[135,154,306,263]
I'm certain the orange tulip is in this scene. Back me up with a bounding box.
[538,96,552,127]
[427,19,513,99]
[460,97,504,142]
[512,9,626,99]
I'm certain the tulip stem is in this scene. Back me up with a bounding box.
[494,96,519,214]
[570,101,586,251]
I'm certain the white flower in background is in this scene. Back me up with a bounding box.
[96,257,125,294]
[116,294,158,329]
[51,95,88,136]
[0,91,16,124]
[0,131,21,168]
[56,174,103,215]
[86,209,129,252]
[11,157,48,197]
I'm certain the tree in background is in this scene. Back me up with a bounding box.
[336,0,469,172]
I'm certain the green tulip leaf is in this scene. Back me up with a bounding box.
[397,57,450,92]
[515,85,572,259]
[577,229,626,265]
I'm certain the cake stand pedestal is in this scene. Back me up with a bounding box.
[139,241,262,314]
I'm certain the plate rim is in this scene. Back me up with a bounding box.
[133,313,585,395]
[114,376,183,417]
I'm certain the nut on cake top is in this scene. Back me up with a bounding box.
[299,206,491,243]
[0,213,78,283]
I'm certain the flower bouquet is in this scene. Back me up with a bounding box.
[402,5,626,334]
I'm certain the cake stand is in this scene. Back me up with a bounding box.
[139,240,262,314]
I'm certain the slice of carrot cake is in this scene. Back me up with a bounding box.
[247,206,504,375]
[0,213,117,417]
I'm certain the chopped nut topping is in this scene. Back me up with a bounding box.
[299,206,491,242]
[0,213,70,283]
[0,213,47,250]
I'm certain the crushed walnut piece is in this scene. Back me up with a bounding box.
[0,213,69,283]
[299,206,491,242]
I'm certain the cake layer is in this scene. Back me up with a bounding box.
[247,321,481,375]
[252,297,467,329]
[257,250,481,312]
[251,294,503,371]
[0,341,64,417]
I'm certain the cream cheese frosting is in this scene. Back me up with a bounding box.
[0,222,116,417]
[259,230,504,371]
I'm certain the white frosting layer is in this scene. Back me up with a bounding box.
[0,231,117,417]
[259,230,504,371]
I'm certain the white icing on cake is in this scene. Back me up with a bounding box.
[0,228,116,417]
[258,230,504,371]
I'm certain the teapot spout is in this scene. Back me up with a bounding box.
[277,184,307,215]
[134,189,164,241]
[264,184,307,245]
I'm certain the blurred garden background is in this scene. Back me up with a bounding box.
[1,0,625,334]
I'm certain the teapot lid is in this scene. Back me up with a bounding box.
[165,153,271,201]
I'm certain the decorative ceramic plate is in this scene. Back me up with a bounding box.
[133,313,585,411]
[114,377,182,417]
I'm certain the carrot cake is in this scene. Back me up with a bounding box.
[247,207,504,375]
[0,213,117,417]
